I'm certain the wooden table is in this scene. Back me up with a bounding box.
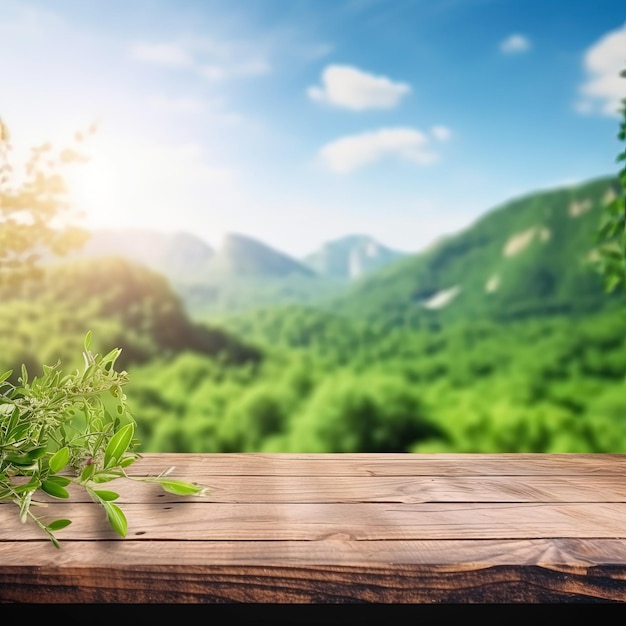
[2,452,626,605]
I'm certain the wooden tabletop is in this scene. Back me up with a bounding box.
[2,452,626,604]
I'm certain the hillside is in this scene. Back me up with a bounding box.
[331,175,622,325]
[0,256,262,377]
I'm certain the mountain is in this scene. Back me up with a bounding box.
[52,229,354,318]
[62,229,314,281]
[180,233,342,319]
[175,232,343,318]
[42,175,622,322]
[54,228,216,285]
[207,232,315,278]
[332,175,622,326]
[302,234,407,279]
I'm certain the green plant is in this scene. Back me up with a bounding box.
[594,66,626,293]
[0,331,209,548]
[0,117,90,287]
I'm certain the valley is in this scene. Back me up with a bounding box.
[5,173,626,454]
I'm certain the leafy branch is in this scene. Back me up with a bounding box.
[0,331,209,548]
[594,66,626,293]
[0,117,92,286]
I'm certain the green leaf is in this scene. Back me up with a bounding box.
[103,501,127,537]
[47,519,72,531]
[81,364,95,382]
[100,348,122,371]
[104,422,134,468]
[41,478,70,499]
[0,370,12,385]
[93,489,119,501]
[80,462,96,481]
[6,446,47,466]
[6,405,20,438]
[41,481,70,499]
[20,364,28,385]
[156,478,208,496]
[49,535,61,550]
[8,423,32,442]
[49,475,71,486]
[84,330,92,351]
[48,447,70,474]
[27,446,48,460]
[119,456,138,468]
[91,471,123,483]
[19,492,32,523]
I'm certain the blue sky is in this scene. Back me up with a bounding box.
[1,0,625,257]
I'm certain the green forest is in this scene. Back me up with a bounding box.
[2,97,626,456]
[3,263,626,454]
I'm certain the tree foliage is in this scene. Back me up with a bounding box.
[0,118,210,547]
[594,67,626,293]
[0,117,91,285]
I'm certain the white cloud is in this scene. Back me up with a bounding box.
[131,42,194,67]
[431,125,452,141]
[499,34,531,54]
[576,23,626,117]
[131,38,271,80]
[307,65,410,111]
[319,128,439,174]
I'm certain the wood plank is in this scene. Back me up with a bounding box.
[3,501,626,541]
[4,453,626,604]
[5,537,626,567]
[126,452,626,477]
[19,474,626,504]
[1,539,626,603]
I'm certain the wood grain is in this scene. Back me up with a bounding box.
[20,474,626,503]
[126,452,626,476]
[2,453,626,603]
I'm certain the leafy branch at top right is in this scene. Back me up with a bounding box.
[594,66,626,293]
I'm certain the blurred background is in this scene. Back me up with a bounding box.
[1,0,626,453]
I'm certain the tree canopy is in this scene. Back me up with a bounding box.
[0,117,93,285]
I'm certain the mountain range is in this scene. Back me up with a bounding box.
[53,226,409,317]
[333,174,622,325]
[61,229,406,283]
[51,173,621,322]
